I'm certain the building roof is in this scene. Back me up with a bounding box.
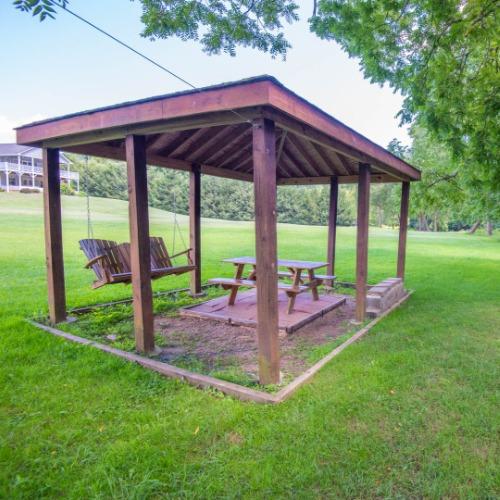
[16,76,419,184]
[0,143,70,164]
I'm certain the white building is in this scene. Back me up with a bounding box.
[0,144,79,192]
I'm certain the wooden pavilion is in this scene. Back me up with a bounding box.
[16,76,420,385]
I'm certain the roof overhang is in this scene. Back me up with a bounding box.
[16,76,420,184]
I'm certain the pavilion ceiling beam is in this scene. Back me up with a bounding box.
[218,141,254,170]
[264,109,414,181]
[280,149,307,178]
[204,125,252,165]
[186,125,239,162]
[332,151,354,175]
[196,124,250,164]
[232,155,253,172]
[179,125,228,159]
[149,129,197,155]
[167,127,213,158]
[276,130,287,166]
[292,134,333,176]
[282,145,316,178]
[313,139,352,175]
[277,173,396,185]
[65,143,253,183]
[18,78,272,146]
[36,108,261,150]
[284,137,323,177]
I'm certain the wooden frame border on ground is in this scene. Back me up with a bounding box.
[28,291,412,404]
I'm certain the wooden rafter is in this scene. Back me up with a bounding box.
[153,129,199,156]
[308,140,346,175]
[207,127,252,166]
[291,134,332,176]
[168,128,211,158]
[284,137,322,177]
[183,125,227,161]
[276,130,287,166]
[280,149,307,178]
[188,124,248,163]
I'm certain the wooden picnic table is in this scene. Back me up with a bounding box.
[210,256,332,314]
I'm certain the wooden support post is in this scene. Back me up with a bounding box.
[189,163,202,296]
[43,148,66,324]
[355,163,371,322]
[126,135,154,353]
[253,117,280,385]
[397,181,410,279]
[327,176,339,285]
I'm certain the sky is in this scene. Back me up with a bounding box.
[0,0,410,147]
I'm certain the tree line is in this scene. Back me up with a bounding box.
[67,123,497,234]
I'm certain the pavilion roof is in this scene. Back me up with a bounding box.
[16,75,420,184]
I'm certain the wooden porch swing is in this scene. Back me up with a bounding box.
[79,237,194,289]
[79,158,195,289]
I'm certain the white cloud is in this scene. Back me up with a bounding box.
[0,114,45,143]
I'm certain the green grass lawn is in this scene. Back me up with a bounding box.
[0,191,498,498]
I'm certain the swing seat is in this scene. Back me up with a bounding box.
[122,237,196,278]
[80,237,195,289]
[79,239,132,289]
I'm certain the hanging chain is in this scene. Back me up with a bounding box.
[84,155,94,241]
[171,190,187,260]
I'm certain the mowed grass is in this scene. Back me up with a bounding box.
[0,191,498,498]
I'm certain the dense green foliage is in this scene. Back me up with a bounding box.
[70,143,496,233]
[139,0,299,57]
[1,192,499,497]
[407,124,499,231]
[71,154,358,226]
[18,1,498,192]
[311,0,500,191]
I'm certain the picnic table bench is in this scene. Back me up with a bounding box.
[209,257,335,314]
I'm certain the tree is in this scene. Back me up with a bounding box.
[16,0,498,225]
[406,124,499,234]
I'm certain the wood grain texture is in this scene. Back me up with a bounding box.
[397,181,411,279]
[126,135,154,353]
[252,117,280,384]
[43,148,66,323]
[355,164,371,322]
[182,289,346,333]
[189,164,202,295]
[327,176,339,283]
[18,78,419,182]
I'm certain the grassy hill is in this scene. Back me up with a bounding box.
[0,191,498,497]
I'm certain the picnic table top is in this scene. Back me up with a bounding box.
[222,256,328,270]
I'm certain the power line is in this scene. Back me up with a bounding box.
[47,0,252,124]
[48,0,197,89]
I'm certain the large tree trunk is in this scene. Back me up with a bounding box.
[468,220,481,234]
[377,207,383,227]
[418,212,429,231]
[433,212,439,232]
[486,220,493,236]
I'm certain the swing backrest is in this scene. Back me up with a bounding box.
[79,239,131,280]
[104,238,173,272]
[150,236,173,269]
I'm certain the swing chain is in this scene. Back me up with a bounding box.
[171,189,187,260]
[84,155,94,241]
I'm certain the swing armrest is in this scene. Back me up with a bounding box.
[84,254,107,268]
[170,248,192,259]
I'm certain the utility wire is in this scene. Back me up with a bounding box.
[48,0,196,89]
[46,0,252,123]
